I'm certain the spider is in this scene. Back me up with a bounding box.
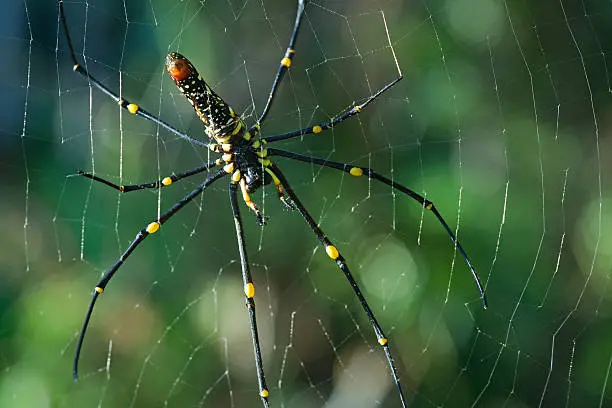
[59,0,487,406]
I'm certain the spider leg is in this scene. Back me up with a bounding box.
[261,76,402,144]
[73,168,228,380]
[266,162,409,407]
[237,178,267,225]
[268,148,488,308]
[264,166,296,210]
[250,0,307,132]
[58,0,210,149]
[229,182,270,407]
[77,160,221,193]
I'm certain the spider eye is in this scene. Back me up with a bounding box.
[166,53,192,81]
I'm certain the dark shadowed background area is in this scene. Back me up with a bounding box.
[1,0,612,407]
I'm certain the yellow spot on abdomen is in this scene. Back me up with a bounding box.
[224,163,235,174]
[349,167,363,177]
[245,282,255,298]
[326,245,339,260]
[281,57,292,67]
[379,337,388,346]
[231,121,243,135]
[216,134,231,143]
[232,170,242,183]
[312,125,322,134]
[127,103,139,114]
[162,177,173,186]
[146,221,160,234]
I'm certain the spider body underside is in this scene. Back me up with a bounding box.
[58,1,487,407]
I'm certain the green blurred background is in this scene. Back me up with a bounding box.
[2,0,612,407]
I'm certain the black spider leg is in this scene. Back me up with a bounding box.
[228,182,270,407]
[77,160,220,193]
[250,0,307,132]
[262,76,402,144]
[73,168,228,380]
[58,0,209,149]
[267,162,409,408]
[268,148,488,309]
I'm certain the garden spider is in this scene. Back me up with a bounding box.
[59,0,487,406]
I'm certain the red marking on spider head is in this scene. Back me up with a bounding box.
[166,53,192,82]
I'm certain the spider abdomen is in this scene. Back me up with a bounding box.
[166,52,246,144]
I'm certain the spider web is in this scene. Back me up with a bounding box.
[3,0,612,406]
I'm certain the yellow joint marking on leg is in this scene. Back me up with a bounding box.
[354,105,362,113]
[240,179,252,202]
[349,167,363,177]
[232,170,242,183]
[229,107,236,117]
[223,162,235,174]
[162,177,173,186]
[281,57,292,67]
[95,286,104,294]
[73,63,80,71]
[231,121,243,135]
[265,168,282,186]
[243,131,252,141]
[244,282,255,298]
[288,49,296,54]
[326,245,339,260]
[312,125,322,134]
[127,103,139,114]
[378,337,388,346]
[146,221,160,234]
[222,153,233,162]
[425,203,433,210]
[260,389,269,398]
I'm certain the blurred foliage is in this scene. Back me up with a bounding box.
[1,0,612,407]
